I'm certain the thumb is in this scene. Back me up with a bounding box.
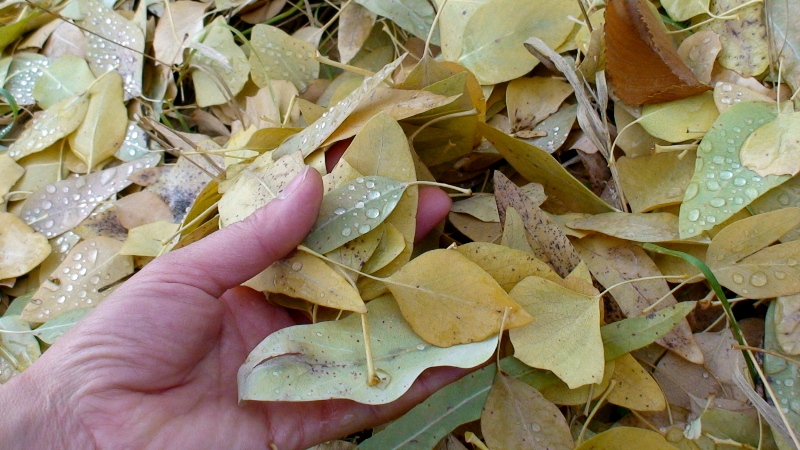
[139,166,323,298]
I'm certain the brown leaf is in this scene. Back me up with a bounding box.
[494,171,581,277]
[605,0,710,104]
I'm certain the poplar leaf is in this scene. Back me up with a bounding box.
[706,207,800,267]
[337,2,376,64]
[249,24,319,91]
[568,212,708,243]
[19,154,161,238]
[76,0,144,98]
[119,221,180,257]
[32,55,95,109]
[575,427,675,450]
[679,101,789,239]
[740,112,800,177]
[152,0,206,65]
[22,236,134,322]
[0,155,24,200]
[361,223,405,274]
[6,94,90,161]
[385,249,532,347]
[601,301,698,361]
[480,373,573,450]
[616,151,696,213]
[0,316,41,383]
[68,71,127,169]
[245,252,367,313]
[238,296,498,404]
[639,92,718,143]
[509,276,604,388]
[303,176,407,254]
[0,213,51,279]
[606,353,666,411]
[4,54,48,106]
[454,242,560,292]
[191,20,249,107]
[702,0,769,77]
[272,56,405,160]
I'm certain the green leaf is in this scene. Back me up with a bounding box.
[238,296,498,404]
[4,53,48,106]
[359,357,554,450]
[6,94,90,161]
[354,0,438,44]
[679,101,789,238]
[303,176,408,254]
[249,24,319,91]
[601,301,697,361]
[34,308,93,344]
[456,0,578,84]
[0,316,41,383]
[191,19,249,107]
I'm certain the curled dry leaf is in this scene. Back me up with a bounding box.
[238,295,498,404]
[604,0,709,104]
[385,249,532,347]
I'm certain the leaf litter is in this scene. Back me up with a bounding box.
[2,0,800,447]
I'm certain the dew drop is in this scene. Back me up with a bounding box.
[749,272,768,287]
[43,219,55,229]
[684,183,699,200]
[56,296,66,304]
[775,271,787,280]
[709,197,726,207]
[367,191,380,200]
[732,273,744,284]
[719,171,733,180]
[356,177,364,183]
[72,253,83,261]
[88,275,101,285]
[532,423,541,432]
[355,201,365,209]
[778,193,792,206]
[341,227,352,237]
[291,262,303,271]
[45,185,56,194]
[687,209,700,222]
[42,200,52,209]
[744,187,759,199]
[733,177,747,187]
[789,259,798,267]
[333,207,346,215]
[706,180,720,191]
[416,344,425,351]
[366,208,380,219]
[359,225,370,234]
[365,181,375,188]
[347,185,355,191]
[316,332,323,337]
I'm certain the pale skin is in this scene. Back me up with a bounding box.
[0,167,462,449]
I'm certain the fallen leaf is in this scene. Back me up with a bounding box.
[605,0,710,104]
[385,249,531,347]
[238,295,498,404]
[574,235,704,363]
[679,101,789,239]
[0,155,25,202]
[361,223,405,274]
[480,372,573,450]
[22,236,134,322]
[249,24,319,91]
[567,212,706,243]
[337,2,376,64]
[152,0,206,65]
[33,308,92,344]
[713,81,774,113]
[602,301,698,361]
[0,212,51,279]
[702,0,769,77]
[191,18,249,107]
[0,316,41,383]
[454,242,560,292]
[246,251,366,313]
[506,77,573,132]
[6,94,90,161]
[740,112,800,177]
[662,0,710,22]
[639,92,718,143]
[606,353,666,411]
[677,30,721,84]
[119,221,180,257]
[354,0,437,43]
[575,426,675,450]
[774,294,800,355]
[32,55,95,109]
[616,151,696,213]
[509,276,604,388]
[500,207,539,256]
[4,53,48,106]
[68,71,128,170]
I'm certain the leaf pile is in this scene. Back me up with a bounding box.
[2,0,800,448]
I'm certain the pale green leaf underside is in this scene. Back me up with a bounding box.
[238,296,497,405]
[679,101,789,238]
[303,175,407,254]
[601,301,697,361]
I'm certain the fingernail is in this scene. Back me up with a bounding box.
[278,166,311,199]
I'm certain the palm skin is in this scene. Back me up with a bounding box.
[0,168,460,449]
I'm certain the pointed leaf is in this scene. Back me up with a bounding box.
[386,249,532,347]
[238,296,498,404]
[740,112,800,177]
[606,353,666,411]
[481,372,573,450]
[575,427,675,450]
[304,176,408,254]
[68,71,127,169]
[616,151,696,213]
[601,301,697,361]
[19,154,160,238]
[34,308,92,344]
[707,207,800,268]
[191,20,249,107]
[354,0,437,43]
[568,212,707,243]
[509,276,603,388]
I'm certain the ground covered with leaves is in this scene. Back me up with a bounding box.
[2,0,800,448]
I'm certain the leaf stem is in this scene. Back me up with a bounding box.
[361,312,380,387]
[642,243,758,381]
[314,55,375,77]
[595,274,687,298]
[407,180,471,196]
[577,379,617,445]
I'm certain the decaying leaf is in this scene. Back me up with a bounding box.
[567,212,705,243]
[190,18,249,107]
[702,0,769,77]
[238,295,498,404]
[386,249,532,347]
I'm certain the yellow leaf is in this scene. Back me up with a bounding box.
[325,224,384,271]
[500,207,538,255]
[506,77,573,131]
[385,249,532,347]
[740,112,800,177]
[480,372,574,450]
[245,252,367,313]
[606,354,666,411]
[6,94,89,161]
[68,71,127,170]
[22,236,133,322]
[0,155,24,202]
[575,427,675,450]
[454,242,559,292]
[153,0,207,65]
[616,151,696,213]
[702,0,769,77]
[448,212,501,243]
[120,221,180,257]
[707,207,800,267]
[509,276,604,388]
[567,212,709,243]
[0,212,51,279]
[361,223,405,274]
[337,2,375,64]
[191,19,249,107]
[7,145,67,202]
[639,92,718,143]
[541,360,615,406]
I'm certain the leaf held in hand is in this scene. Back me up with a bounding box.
[385,249,532,347]
[303,176,407,255]
[238,296,498,404]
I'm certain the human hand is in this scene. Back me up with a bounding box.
[0,166,459,449]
